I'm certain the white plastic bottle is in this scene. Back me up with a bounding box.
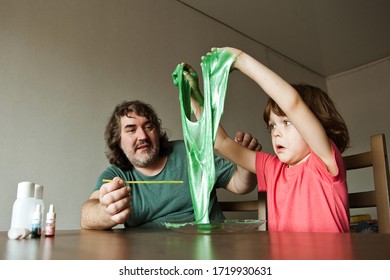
[8,181,36,239]
[34,184,45,224]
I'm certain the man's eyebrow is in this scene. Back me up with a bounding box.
[123,123,136,129]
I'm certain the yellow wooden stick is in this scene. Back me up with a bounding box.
[102,179,183,184]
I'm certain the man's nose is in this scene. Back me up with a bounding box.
[136,128,148,139]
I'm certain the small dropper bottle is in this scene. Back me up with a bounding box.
[44,204,56,237]
[34,184,45,223]
[31,204,42,238]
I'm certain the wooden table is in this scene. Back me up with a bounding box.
[1,228,390,260]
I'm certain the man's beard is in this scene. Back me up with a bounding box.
[129,141,160,168]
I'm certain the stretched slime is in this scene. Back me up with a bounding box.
[171,49,236,225]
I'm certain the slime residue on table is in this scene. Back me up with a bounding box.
[171,49,236,226]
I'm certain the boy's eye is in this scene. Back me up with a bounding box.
[267,124,277,132]
[266,120,292,132]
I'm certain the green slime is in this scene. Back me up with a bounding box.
[171,49,236,226]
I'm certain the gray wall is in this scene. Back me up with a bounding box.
[0,0,387,230]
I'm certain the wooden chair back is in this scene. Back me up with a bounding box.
[345,133,390,233]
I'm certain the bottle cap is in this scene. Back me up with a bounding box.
[34,184,44,199]
[17,182,34,198]
[46,204,56,220]
[32,204,41,221]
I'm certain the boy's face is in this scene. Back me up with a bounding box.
[268,111,310,167]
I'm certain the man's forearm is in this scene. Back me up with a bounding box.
[80,199,117,230]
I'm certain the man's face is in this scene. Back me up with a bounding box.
[119,112,160,168]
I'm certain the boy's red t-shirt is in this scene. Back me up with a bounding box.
[256,141,350,232]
